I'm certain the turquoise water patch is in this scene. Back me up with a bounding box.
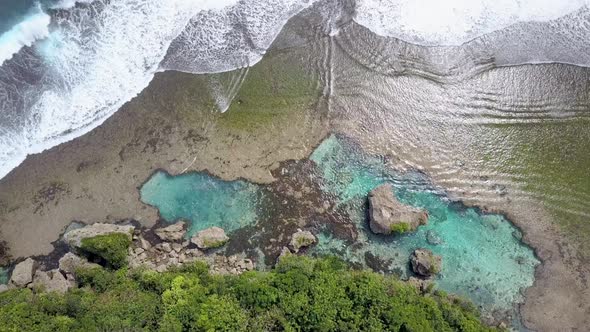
[310,135,539,315]
[0,267,8,284]
[140,171,260,237]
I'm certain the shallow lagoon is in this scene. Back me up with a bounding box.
[140,135,539,319]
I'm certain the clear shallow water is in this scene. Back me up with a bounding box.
[140,171,260,237]
[309,136,540,317]
[140,135,539,318]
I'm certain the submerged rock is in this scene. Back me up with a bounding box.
[368,184,428,235]
[63,223,134,249]
[410,249,442,278]
[191,227,229,249]
[154,221,187,242]
[9,258,35,287]
[426,230,443,245]
[289,230,317,253]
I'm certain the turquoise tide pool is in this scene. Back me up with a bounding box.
[139,136,539,319]
[140,171,260,237]
[309,136,539,316]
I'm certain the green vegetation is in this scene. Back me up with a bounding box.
[0,256,498,332]
[390,222,411,234]
[80,233,132,269]
[202,239,228,249]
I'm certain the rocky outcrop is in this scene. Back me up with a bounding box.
[9,258,35,287]
[206,254,255,275]
[58,253,100,275]
[191,227,229,249]
[407,276,434,293]
[289,230,317,253]
[368,184,428,235]
[410,249,441,278]
[31,269,74,294]
[276,247,292,265]
[154,221,186,242]
[63,223,134,249]
[0,284,8,293]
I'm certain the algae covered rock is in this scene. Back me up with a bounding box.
[154,221,187,242]
[63,223,134,249]
[191,227,229,249]
[368,184,428,235]
[80,233,132,269]
[289,230,317,253]
[410,249,442,278]
[9,257,35,287]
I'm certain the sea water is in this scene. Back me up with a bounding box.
[140,135,538,317]
[309,135,539,316]
[140,171,260,237]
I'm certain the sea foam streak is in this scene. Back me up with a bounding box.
[0,8,50,66]
[0,0,315,180]
[0,0,588,180]
[354,0,588,46]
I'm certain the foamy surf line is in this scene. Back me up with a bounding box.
[0,0,317,180]
[0,8,50,66]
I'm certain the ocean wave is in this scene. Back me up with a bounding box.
[354,0,588,46]
[0,0,316,180]
[0,8,50,66]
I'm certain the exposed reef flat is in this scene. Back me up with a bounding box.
[0,8,589,332]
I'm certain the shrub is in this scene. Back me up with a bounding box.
[0,256,499,332]
[80,233,131,269]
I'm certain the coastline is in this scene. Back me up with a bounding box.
[0,13,589,332]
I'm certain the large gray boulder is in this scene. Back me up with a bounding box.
[368,184,428,235]
[32,269,74,294]
[154,221,187,242]
[289,230,317,253]
[191,227,229,249]
[9,258,35,287]
[63,223,134,249]
[58,253,100,275]
[410,249,442,278]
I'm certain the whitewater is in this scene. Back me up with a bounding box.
[0,0,589,180]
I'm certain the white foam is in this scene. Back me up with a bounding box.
[50,0,95,10]
[0,9,50,66]
[354,0,588,46]
[0,0,314,179]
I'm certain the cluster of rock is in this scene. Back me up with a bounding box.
[0,221,257,294]
[0,252,100,294]
[368,184,428,235]
[128,222,250,274]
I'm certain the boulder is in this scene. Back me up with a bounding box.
[58,253,100,275]
[9,258,35,287]
[0,284,8,293]
[191,227,229,249]
[63,223,134,249]
[368,184,428,235]
[32,269,74,294]
[407,277,433,293]
[276,246,292,265]
[410,249,442,278]
[289,230,316,253]
[154,221,187,242]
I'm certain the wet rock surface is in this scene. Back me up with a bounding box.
[191,227,229,249]
[410,249,442,278]
[368,184,428,235]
